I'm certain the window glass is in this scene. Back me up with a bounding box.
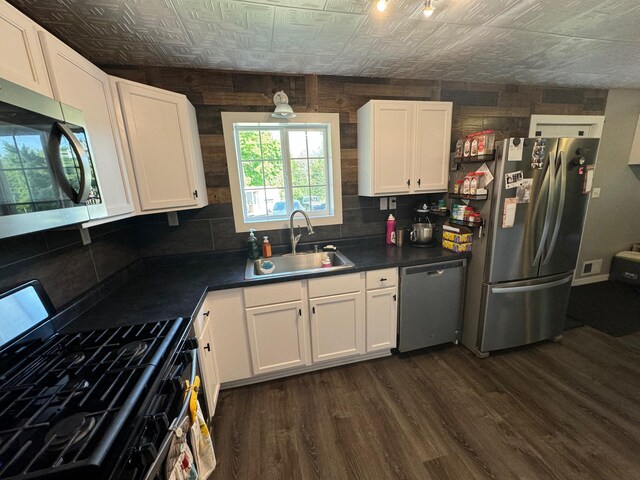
[235,125,331,221]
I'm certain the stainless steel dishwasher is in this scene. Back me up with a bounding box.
[398,259,466,352]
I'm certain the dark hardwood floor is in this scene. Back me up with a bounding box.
[210,327,640,479]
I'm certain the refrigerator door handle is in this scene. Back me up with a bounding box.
[532,153,555,266]
[492,275,572,294]
[542,152,567,265]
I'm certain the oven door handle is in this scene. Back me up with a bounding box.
[142,347,198,480]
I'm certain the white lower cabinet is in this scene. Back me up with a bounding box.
[366,268,399,352]
[245,300,309,374]
[309,276,365,362]
[206,269,399,387]
[192,304,220,419]
[366,288,398,352]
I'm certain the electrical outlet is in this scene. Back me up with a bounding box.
[379,197,388,210]
[389,197,397,209]
[592,187,601,198]
[582,259,602,275]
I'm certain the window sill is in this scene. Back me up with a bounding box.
[234,211,343,233]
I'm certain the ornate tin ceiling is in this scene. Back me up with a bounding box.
[9,0,640,87]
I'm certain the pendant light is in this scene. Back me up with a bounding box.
[272,91,296,119]
[423,0,436,17]
[376,0,389,12]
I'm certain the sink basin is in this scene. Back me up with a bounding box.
[245,251,354,280]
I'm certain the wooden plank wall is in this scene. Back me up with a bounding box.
[102,66,607,204]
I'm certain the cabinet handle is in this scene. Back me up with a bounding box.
[417,178,421,187]
[406,179,411,187]
[380,277,387,282]
[312,306,316,314]
[298,308,302,316]
[193,190,198,198]
[203,310,210,317]
[203,343,211,352]
[393,294,397,301]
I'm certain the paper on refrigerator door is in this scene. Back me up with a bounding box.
[478,163,494,186]
[505,170,523,190]
[502,198,517,228]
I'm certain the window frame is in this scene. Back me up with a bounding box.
[222,112,342,233]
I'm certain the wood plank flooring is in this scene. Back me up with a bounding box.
[210,327,640,479]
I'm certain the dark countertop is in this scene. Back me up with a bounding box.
[61,239,467,333]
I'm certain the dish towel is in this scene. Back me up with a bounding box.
[165,416,198,480]
[187,376,216,478]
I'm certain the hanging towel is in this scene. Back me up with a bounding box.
[186,375,216,478]
[165,416,198,480]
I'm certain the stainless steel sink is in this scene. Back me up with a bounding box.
[245,251,354,280]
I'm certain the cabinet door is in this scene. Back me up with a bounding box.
[209,289,253,383]
[413,102,452,193]
[373,102,414,195]
[115,80,199,211]
[0,2,51,96]
[197,318,220,419]
[40,33,134,219]
[366,287,398,352]
[246,300,309,374]
[310,292,365,363]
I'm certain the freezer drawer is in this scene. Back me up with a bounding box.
[398,260,466,353]
[478,272,572,353]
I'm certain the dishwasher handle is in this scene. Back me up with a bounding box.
[402,260,465,277]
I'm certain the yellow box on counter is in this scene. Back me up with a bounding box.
[442,240,472,253]
[442,230,473,244]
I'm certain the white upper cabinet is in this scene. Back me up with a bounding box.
[39,32,134,222]
[413,102,452,193]
[111,77,208,213]
[0,1,51,96]
[358,100,452,196]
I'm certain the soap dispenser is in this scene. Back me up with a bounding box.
[247,229,260,260]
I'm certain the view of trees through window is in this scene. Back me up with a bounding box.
[236,126,330,219]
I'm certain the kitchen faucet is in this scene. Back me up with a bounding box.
[289,209,314,254]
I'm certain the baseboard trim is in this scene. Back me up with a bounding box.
[220,350,391,390]
[572,274,610,286]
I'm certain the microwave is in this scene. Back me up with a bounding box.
[0,77,106,239]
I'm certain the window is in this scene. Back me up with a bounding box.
[222,112,342,232]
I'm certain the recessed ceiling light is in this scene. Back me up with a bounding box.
[423,0,436,17]
[376,0,389,13]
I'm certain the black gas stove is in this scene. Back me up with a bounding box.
[0,281,196,480]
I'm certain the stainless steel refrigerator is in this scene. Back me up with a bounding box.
[460,137,599,357]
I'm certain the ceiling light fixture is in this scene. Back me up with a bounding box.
[376,0,389,12]
[423,0,436,17]
[272,90,296,119]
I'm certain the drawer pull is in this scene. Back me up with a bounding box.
[380,278,387,282]
[203,310,210,317]
[203,343,211,352]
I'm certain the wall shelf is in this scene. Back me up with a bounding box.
[448,218,485,229]
[453,152,495,164]
[449,193,488,201]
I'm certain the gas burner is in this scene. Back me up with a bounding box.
[117,341,148,360]
[45,413,96,451]
[62,352,85,367]
[67,376,90,391]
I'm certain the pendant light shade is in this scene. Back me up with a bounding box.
[272,90,296,119]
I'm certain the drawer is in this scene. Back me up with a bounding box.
[244,280,303,308]
[366,268,398,290]
[308,272,363,298]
